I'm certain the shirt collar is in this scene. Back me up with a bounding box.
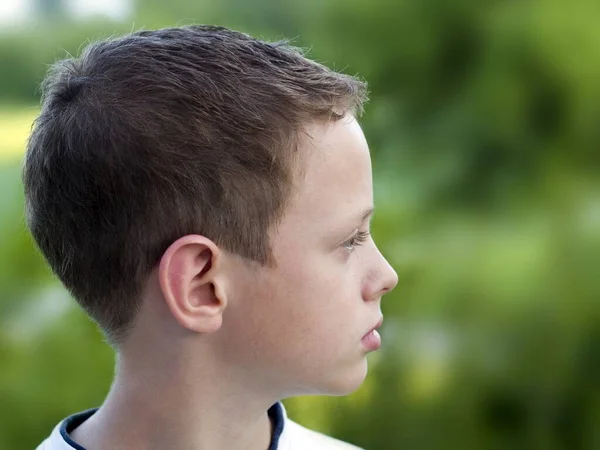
[57,402,287,450]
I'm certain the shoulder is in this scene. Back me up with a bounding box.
[35,427,71,450]
[283,418,364,450]
[36,437,55,450]
[35,409,98,450]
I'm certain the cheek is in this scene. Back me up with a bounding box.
[266,252,364,344]
[221,251,374,394]
[223,251,366,366]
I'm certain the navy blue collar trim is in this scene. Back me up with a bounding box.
[60,403,285,450]
[59,408,97,450]
[268,402,285,450]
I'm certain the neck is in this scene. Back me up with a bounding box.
[70,347,277,450]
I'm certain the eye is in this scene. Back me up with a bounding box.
[342,230,370,252]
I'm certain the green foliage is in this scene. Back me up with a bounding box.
[1,1,599,449]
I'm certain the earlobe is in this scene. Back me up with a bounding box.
[158,235,227,334]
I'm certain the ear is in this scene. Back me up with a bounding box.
[158,235,227,334]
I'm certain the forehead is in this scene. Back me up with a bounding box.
[282,116,373,230]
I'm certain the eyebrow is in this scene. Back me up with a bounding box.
[355,207,375,224]
[333,207,375,241]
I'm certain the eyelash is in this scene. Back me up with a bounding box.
[343,231,370,252]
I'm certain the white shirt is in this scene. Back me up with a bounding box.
[36,402,363,450]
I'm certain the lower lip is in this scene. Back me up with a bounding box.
[361,329,381,351]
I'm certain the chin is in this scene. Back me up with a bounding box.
[317,357,369,396]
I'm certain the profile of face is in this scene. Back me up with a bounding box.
[215,115,399,397]
[154,115,398,398]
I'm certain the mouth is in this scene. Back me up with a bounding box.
[361,315,383,351]
[363,315,383,338]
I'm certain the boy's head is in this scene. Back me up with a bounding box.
[24,25,397,396]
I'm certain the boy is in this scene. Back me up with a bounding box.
[25,25,398,450]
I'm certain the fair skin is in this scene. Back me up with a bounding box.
[71,115,398,450]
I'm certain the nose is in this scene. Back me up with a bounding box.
[378,252,398,296]
[364,246,398,301]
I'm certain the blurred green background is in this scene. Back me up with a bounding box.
[1,1,599,449]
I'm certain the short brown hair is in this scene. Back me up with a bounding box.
[23,25,367,345]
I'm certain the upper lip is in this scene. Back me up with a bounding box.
[363,315,383,337]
